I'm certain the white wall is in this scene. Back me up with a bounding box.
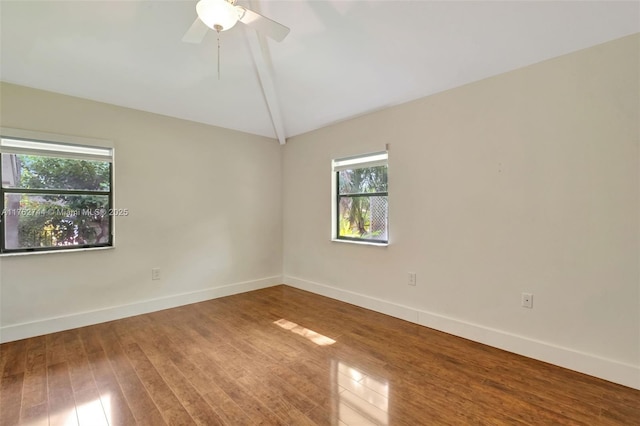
[283,34,640,389]
[0,83,283,341]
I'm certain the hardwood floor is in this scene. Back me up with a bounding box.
[1,285,638,425]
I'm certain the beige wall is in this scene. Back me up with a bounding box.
[283,34,639,387]
[0,83,283,339]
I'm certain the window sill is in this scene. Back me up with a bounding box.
[331,239,388,247]
[0,246,115,257]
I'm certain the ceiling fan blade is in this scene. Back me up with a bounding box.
[237,6,290,42]
[182,18,209,44]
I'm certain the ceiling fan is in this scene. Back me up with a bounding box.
[182,0,290,44]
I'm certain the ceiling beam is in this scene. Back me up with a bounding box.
[244,4,287,145]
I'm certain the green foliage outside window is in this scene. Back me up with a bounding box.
[2,154,111,250]
[337,166,388,242]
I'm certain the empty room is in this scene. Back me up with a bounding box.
[0,0,639,425]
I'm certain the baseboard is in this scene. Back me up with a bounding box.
[284,275,640,390]
[0,275,282,344]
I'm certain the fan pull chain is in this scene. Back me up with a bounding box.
[214,24,222,80]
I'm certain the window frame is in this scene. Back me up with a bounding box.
[332,151,389,245]
[0,128,114,255]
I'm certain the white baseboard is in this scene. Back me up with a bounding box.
[0,276,282,344]
[284,275,640,390]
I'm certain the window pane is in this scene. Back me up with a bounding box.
[338,195,388,241]
[3,193,110,250]
[338,166,387,195]
[1,153,110,191]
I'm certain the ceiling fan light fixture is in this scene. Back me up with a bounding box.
[196,0,239,32]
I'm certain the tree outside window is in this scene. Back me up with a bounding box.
[333,152,388,244]
[1,137,113,253]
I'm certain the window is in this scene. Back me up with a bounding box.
[0,136,113,253]
[333,151,388,244]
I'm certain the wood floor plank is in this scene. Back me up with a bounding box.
[150,340,254,425]
[73,387,108,426]
[122,313,259,425]
[96,326,167,426]
[141,352,225,426]
[20,337,48,422]
[18,402,49,426]
[149,316,285,425]
[47,362,78,426]
[1,339,27,378]
[1,285,639,425]
[182,316,319,417]
[64,330,97,395]
[0,372,24,426]
[45,332,67,367]
[62,327,108,426]
[189,307,338,422]
[184,352,284,424]
[122,342,200,426]
[80,327,137,426]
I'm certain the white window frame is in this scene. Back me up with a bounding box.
[332,151,389,246]
[0,128,115,255]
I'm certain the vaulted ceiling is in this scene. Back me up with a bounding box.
[1,1,638,142]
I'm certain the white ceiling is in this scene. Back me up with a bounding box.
[1,1,639,141]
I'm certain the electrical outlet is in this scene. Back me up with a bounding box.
[151,268,161,281]
[521,292,533,308]
[408,272,416,286]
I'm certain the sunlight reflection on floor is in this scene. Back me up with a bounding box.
[59,393,110,426]
[333,361,390,426]
[273,318,336,346]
